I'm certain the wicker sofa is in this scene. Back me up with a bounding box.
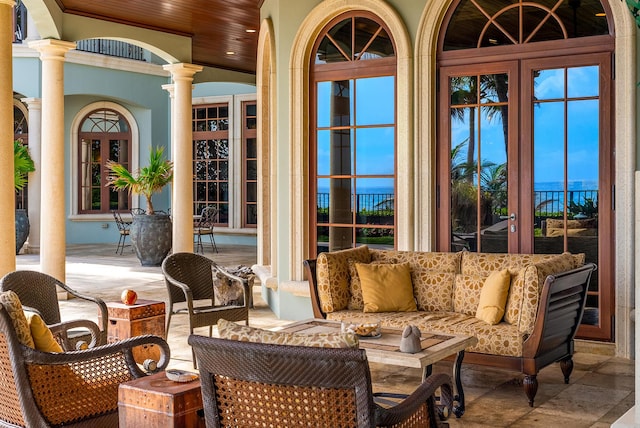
[304,246,596,407]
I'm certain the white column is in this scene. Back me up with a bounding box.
[28,39,75,283]
[163,63,202,254]
[162,83,176,215]
[21,97,41,253]
[0,0,15,276]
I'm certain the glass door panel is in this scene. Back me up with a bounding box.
[446,70,511,253]
[525,56,611,340]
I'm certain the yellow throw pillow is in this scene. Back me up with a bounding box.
[356,262,417,313]
[0,291,35,348]
[475,269,511,325]
[25,312,63,353]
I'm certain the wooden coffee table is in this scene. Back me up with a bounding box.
[280,319,477,417]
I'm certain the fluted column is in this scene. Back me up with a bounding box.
[0,0,15,276]
[21,97,41,253]
[163,63,202,253]
[29,39,75,283]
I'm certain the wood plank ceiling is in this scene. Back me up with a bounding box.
[56,0,261,74]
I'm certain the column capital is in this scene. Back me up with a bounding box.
[20,97,42,109]
[28,39,76,60]
[162,84,175,97]
[163,63,203,81]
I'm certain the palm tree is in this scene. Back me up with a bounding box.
[14,140,35,191]
[106,146,173,215]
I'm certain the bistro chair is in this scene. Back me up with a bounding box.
[0,291,170,428]
[189,335,453,428]
[0,270,108,350]
[194,206,218,253]
[162,252,249,367]
[112,210,131,254]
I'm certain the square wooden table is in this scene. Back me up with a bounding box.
[118,371,204,427]
[279,319,477,417]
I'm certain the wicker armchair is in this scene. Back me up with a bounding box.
[0,270,108,350]
[162,252,249,367]
[0,302,170,428]
[189,335,452,428]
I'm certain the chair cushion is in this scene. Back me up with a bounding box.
[475,269,511,325]
[25,312,63,353]
[217,319,359,348]
[356,262,417,313]
[0,291,35,348]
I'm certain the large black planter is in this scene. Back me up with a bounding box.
[130,214,172,266]
[15,209,29,255]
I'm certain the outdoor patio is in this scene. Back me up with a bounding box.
[15,243,634,427]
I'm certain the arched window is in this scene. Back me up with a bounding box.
[77,108,132,214]
[310,12,396,256]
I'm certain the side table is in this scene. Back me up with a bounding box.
[101,299,165,364]
[118,371,205,427]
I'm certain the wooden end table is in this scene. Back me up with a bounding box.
[118,371,205,427]
[279,319,477,418]
[101,299,166,364]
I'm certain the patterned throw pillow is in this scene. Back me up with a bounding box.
[217,319,359,348]
[316,246,371,313]
[0,291,35,348]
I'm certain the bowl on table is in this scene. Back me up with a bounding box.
[341,320,381,338]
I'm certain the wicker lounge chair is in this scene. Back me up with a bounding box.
[0,270,108,350]
[189,335,453,428]
[162,252,250,367]
[0,300,170,427]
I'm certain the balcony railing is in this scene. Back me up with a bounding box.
[76,39,146,61]
[317,189,598,219]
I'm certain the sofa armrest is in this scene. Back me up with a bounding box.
[303,259,327,319]
[522,262,596,366]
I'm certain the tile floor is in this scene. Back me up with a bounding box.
[16,243,634,427]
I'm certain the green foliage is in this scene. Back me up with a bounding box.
[14,140,35,191]
[568,198,598,218]
[106,147,173,215]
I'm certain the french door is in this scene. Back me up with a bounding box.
[437,53,613,340]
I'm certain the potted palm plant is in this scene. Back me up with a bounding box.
[106,146,173,266]
[14,140,35,254]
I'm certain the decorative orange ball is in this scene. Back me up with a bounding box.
[121,289,138,305]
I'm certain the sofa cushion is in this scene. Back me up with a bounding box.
[452,274,485,315]
[316,246,371,313]
[475,269,511,325]
[516,252,578,335]
[0,291,35,348]
[356,262,417,313]
[326,310,525,357]
[217,319,359,348]
[370,250,460,312]
[504,265,537,327]
[461,252,552,275]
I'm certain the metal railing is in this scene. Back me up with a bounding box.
[317,189,598,218]
[76,39,146,61]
